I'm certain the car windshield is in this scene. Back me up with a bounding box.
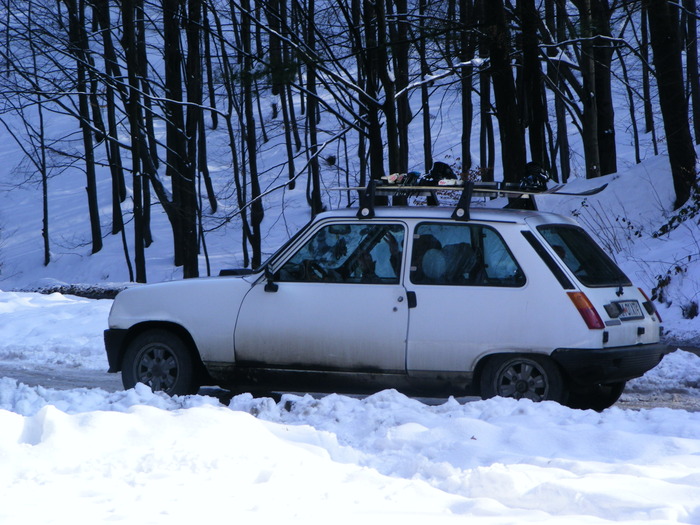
[537,225,631,287]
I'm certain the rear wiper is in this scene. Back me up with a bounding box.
[616,277,624,297]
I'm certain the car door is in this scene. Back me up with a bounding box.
[405,221,530,373]
[234,221,409,372]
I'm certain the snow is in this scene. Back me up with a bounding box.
[0,291,111,369]
[1,287,700,522]
[1,9,700,520]
[2,146,700,525]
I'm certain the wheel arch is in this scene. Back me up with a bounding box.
[471,350,566,398]
[116,321,210,383]
[471,353,493,396]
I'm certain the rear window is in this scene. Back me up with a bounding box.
[537,225,631,288]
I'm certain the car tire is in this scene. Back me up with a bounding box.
[565,381,626,412]
[122,329,199,396]
[480,354,567,404]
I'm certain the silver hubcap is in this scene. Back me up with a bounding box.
[135,344,178,392]
[496,360,548,401]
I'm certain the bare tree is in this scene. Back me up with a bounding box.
[683,0,700,144]
[482,0,526,184]
[645,0,697,208]
[62,0,103,253]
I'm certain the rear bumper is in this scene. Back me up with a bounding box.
[552,343,671,385]
[104,328,128,373]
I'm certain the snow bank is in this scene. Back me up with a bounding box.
[1,288,700,522]
[0,290,111,369]
[1,385,700,523]
[628,349,700,394]
[0,380,221,416]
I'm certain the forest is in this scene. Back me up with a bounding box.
[0,0,698,282]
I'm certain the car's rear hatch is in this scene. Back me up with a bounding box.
[533,223,662,348]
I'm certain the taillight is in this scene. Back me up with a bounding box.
[567,292,605,329]
[638,288,663,322]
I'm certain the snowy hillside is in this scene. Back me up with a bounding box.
[3,144,699,342]
[2,2,700,521]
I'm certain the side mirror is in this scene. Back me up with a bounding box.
[264,266,279,293]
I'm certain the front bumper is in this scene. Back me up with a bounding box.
[552,343,671,385]
[104,328,129,373]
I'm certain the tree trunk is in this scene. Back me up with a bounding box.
[241,0,264,266]
[64,0,102,254]
[554,0,570,182]
[306,0,323,215]
[483,0,526,183]
[641,3,658,154]
[163,0,188,269]
[27,1,50,265]
[362,0,385,181]
[122,0,146,281]
[374,0,399,176]
[646,0,697,208]
[182,0,203,278]
[520,0,548,171]
[577,0,601,178]
[478,0,495,184]
[591,0,616,175]
[202,3,219,130]
[390,0,410,175]
[459,0,474,175]
[684,0,700,144]
[418,0,433,174]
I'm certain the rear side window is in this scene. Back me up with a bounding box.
[410,222,525,287]
[537,225,631,287]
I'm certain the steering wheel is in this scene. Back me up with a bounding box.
[307,261,329,281]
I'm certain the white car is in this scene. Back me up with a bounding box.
[104,197,668,410]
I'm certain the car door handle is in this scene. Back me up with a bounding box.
[406,291,417,309]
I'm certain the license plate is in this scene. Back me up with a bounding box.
[616,300,644,320]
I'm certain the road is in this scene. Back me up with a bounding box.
[0,363,123,391]
[2,355,699,411]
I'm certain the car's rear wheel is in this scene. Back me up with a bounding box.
[122,329,199,396]
[480,354,567,404]
[565,381,626,412]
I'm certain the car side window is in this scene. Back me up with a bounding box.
[278,223,405,284]
[410,222,525,287]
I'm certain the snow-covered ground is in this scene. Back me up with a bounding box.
[1,290,700,523]
[2,19,700,519]
[2,148,700,522]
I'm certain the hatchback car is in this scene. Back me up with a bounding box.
[104,191,668,410]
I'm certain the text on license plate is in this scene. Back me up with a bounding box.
[616,300,644,320]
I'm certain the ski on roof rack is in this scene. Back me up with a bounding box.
[330,180,608,221]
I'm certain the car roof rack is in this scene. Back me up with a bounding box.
[351,180,525,221]
[332,180,607,221]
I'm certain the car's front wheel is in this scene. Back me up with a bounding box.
[122,329,199,396]
[480,354,567,404]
